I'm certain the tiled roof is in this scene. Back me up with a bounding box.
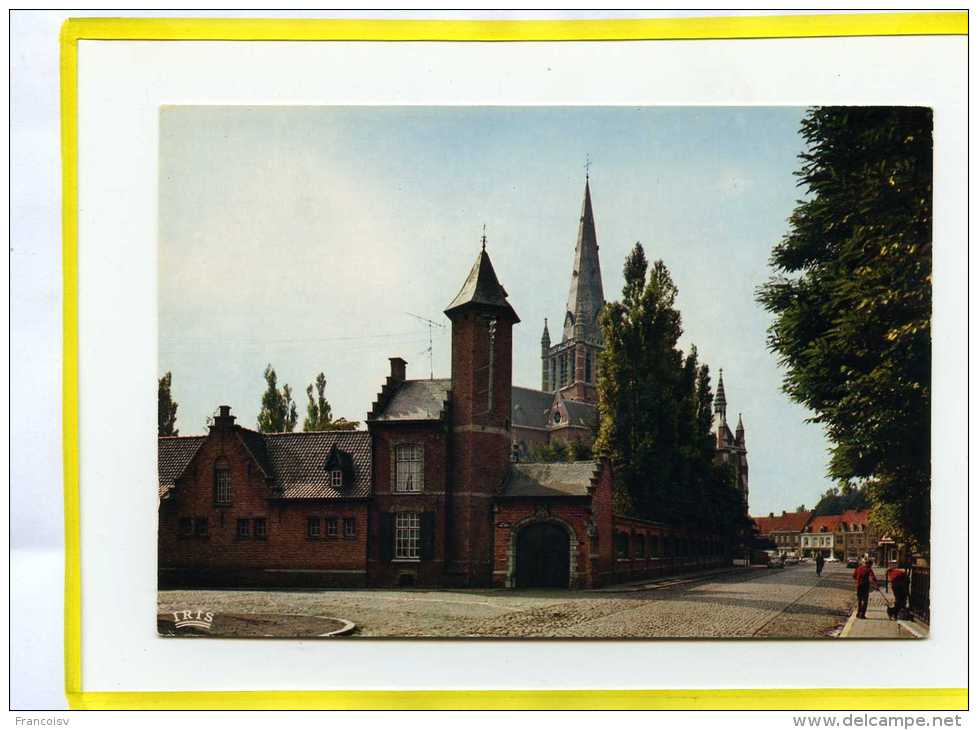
[157,429,371,501]
[752,510,812,535]
[371,379,451,422]
[158,436,206,498]
[502,460,600,498]
[835,509,871,530]
[511,387,554,430]
[806,514,842,534]
[562,399,598,429]
[262,431,372,499]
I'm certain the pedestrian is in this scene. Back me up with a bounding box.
[853,557,879,619]
[886,563,910,620]
[815,552,825,577]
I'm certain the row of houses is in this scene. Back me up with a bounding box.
[752,509,884,562]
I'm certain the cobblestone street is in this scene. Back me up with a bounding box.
[160,562,856,639]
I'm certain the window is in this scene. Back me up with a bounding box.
[395,445,423,493]
[343,517,356,539]
[326,517,338,538]
[650,535,660,557]
[614,532,629,560]
[254,517,267,539]
[307,516,321,538]
[395,512,420,559]
[550,359,557,389]
[194,517,208,537]
[331,469,343,488]
[214,459,232,505]
[236,518,250,538]
[585,351,593,383]
[559,354,568,386]
[634,535,645,559]
[178,517,193,537]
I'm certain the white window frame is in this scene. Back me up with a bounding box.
[394,444,423,493]
[331,469,343,488]
[326,516,339,538]
[215,466,232,504]
[395,512,421,560]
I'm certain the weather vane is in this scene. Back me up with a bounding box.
[481,223,487,251]
[585,154,591,180]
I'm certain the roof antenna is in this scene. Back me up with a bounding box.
[406,312,445,381]
[481,223,487,251]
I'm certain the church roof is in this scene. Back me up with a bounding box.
[563,179,605,344]
[562,399,598,429]
[445,247,519,322]
[371,379,451,422]
[501,460,601,498]
[512,387,555,430]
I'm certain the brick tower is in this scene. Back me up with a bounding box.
[443,236,520,586]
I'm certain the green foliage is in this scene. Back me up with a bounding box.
[757,107,932,550]
[158,372,178,436]
[303,372,361,432]
[811,485,870,517]
[595,243,746,540]
[257,364,298,433]
[526,439,592,463]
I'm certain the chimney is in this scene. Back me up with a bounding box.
[389,357,407,383]
[213,405,236,431]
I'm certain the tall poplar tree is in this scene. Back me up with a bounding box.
[304,372,359,431]
[158,371,179,436]
[257,364,298,433]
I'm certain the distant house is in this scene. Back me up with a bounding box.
[798,510,877,560]
[752,510,813,556]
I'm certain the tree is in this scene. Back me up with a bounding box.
[158,372,178,436]
[757,107,932,550]
[257,364,298,433]
[303,372,360,431]
[595,242,738,535]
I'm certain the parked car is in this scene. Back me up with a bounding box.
[846,557,860,568]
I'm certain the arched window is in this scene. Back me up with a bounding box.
[214,458,231,505]
[559,354,567,386]
[585,351,593,383]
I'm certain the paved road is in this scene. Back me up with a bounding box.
[159,562,855,639]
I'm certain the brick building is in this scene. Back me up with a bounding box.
[752,510,814,557]
[158,179,739,589]
[798,510,877,561]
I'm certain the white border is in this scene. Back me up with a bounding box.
[76,36,966,692]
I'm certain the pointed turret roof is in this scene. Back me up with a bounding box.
[562,179,605,344]
[736,413,744,432]
[715,369,727,410]
[445,244,520,322]
[541,318,551,345]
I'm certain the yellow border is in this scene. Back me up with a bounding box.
[61,13,968,711]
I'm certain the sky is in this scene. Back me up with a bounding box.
[159,105,830,517]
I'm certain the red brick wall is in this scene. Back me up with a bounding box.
[158,426,368,588]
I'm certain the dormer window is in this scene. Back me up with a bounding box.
[214,458,231,505]
[324,445,355,491]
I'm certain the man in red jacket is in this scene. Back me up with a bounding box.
[853,558,879,619]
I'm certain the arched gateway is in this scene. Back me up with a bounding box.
[515,521,571,588]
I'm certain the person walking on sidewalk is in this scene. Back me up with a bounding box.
[815,552,825,577]
[853,557,879,619]
[886,563,909,619]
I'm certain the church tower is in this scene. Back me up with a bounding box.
[542,176,605,403]
[712,369,749,508]
[444,236,519,586]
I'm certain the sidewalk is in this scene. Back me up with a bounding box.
[592,564,766,593]
[839,586,928,639]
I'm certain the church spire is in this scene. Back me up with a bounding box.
[562,175,605,344]
[736,412,745,445]
[714,369,727,423]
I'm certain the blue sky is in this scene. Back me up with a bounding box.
[159,105,829,516]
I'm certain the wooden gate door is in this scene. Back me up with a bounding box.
[516,522,570,588]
